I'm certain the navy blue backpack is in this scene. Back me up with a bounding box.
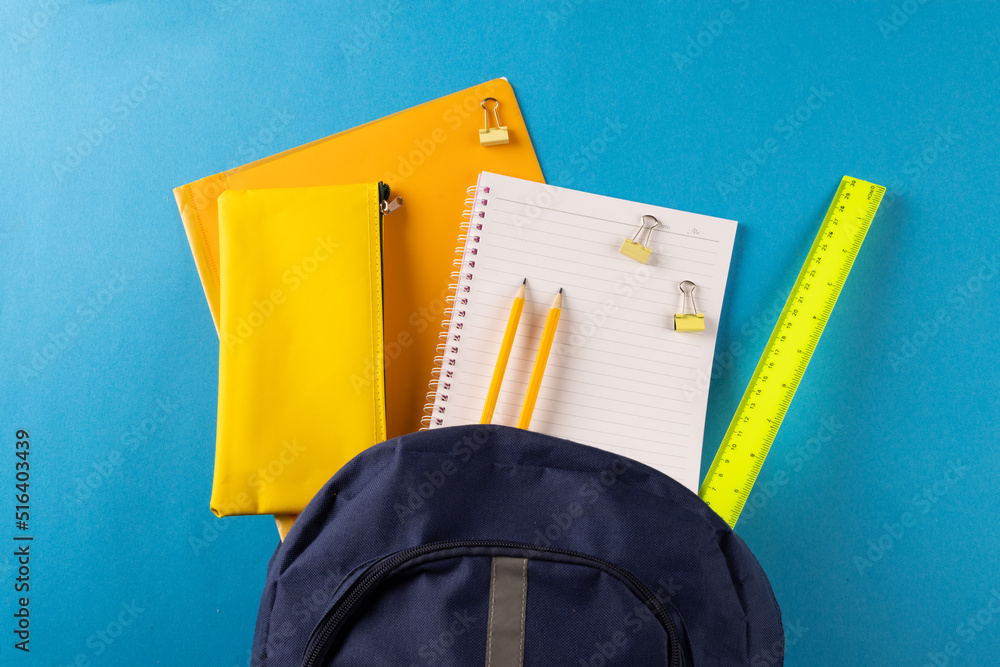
[251,425,783,666]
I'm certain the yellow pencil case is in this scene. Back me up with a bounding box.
[211,183,387,516]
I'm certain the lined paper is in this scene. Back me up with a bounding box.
[429,173,737,491]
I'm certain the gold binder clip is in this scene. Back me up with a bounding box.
[619,215,659,264]
[674,281,705,332]
[479,98,509,146]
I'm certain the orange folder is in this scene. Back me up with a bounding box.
[174,79,544,440]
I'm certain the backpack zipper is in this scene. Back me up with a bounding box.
[301,539,683,667]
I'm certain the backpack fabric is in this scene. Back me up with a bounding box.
[251,424,784,666]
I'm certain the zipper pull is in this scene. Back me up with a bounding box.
[381,196,404,214]
[378,181,404,215]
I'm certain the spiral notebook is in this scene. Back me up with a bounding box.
[425,173,738,491]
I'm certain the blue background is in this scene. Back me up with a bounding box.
[2,1,998,665]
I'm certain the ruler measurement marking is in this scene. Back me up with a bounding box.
[699,177,885,527]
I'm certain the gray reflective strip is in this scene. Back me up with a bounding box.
[484,557,527,667]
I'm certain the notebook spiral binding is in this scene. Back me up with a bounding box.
[420,184,489,429]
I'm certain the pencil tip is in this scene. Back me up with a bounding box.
[522,278,527,284]
[559,287,563,294]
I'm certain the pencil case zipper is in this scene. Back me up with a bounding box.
[374,183,403,426]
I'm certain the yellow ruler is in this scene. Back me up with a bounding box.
[699,176,885,527]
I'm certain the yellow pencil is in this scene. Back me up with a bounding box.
[480,279,527,424]
[516,288,562,430]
